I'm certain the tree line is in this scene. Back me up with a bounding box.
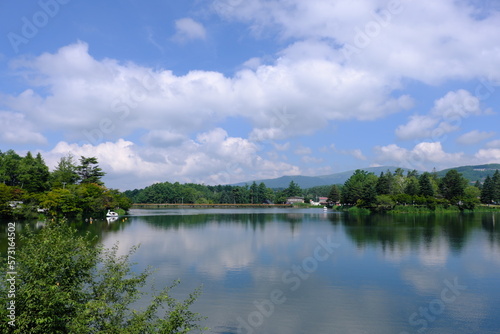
[337,168,500,212]
[124,180,306,205]
[0,150,131,218]
[125,167,500,213]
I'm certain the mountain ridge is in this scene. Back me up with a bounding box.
[233,163,500,189]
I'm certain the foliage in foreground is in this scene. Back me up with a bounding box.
[0,222,206,333]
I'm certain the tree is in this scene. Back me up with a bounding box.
[51,154,80,188]
[375,172,391,195]
[327,185,340,204]
[0,222,206,333]
[0,150,22,187]
[16,152,51,193]
[257,182,267,203]
[439,169,468,202]
[359,175,378,208]
[481,175,494,204]
[404,176,420,196]
[492,170,500,204]
[249,181,258,204]
[0,183,15,217]
[341,170,376,205]
[461,185,480,211]
[284,181,302,197]
[77,156,106,185]
[419,172,435,197]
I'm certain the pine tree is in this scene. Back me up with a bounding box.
[480,175,494,204]
[257,182,267,203]
[285,180,302,197]
[492,170,500,204]
[439,169,467,201]
[77,157,106,185]
[18,152,50,192]
[419,172,435,197]
[51,154,80,188]
[327,185,340,203]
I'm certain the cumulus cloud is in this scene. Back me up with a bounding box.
[5,41,414,146]
[213,0,500,83]
[41,129,301,190]
[396,90,487,141]
[456,130,495,145]
[374,142,464,170]
[474,148,500,164]
[0,110,47,145]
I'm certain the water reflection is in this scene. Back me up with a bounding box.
[1,210,500,333]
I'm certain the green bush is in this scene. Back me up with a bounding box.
[0,222,206,333]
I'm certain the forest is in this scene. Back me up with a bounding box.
[125,167,500,213]
[0,150,131,218]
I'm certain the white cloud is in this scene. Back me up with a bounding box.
[172,18,207,42]
[486,139,500,148]
[395,114,440,141]
[0,110,47,145]
[5,41,414,146]
[213,0,500,83]
[374,142,464,170]
[42,129,301,190]
[456,130,495,145]
[474,148,500,163]
[396,89,487,141]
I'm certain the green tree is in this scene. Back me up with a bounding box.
[51,154,80,188]
[341,170,376,205]
[419,172,435,197]
[0,183,15,217]
[492,170,500,203]
[404,176,420,196]
[77,156,106,185]
[375,171,391,195]
[257,182,268,203]
[327,185,340,204]
[359,174,378,208]
[481,175,494,204]
[284,181,302,197]
[461,185,480,211]
[0,223,206,334]
[0,150,22,187]
[249,181,258,204]
[439,169,468,202]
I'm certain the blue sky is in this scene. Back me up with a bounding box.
[1,0,500,190]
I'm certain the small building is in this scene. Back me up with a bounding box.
[286,197,304,204]
[318,197,329,205]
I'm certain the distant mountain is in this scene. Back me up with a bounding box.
[235,163,500,189]
[234,166,417,189]
[436,163,500,183]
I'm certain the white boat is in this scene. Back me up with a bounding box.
[323,206,328,211]
[106,210,119,217]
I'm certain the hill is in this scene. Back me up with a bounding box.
[234,166,417,189]
[235,163,500,189]
[436,163,500,183]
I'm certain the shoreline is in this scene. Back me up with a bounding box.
[131,203,294,209]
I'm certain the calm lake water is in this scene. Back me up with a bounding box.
[5,208,500,333]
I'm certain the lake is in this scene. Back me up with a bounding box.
[6,208,500,333]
